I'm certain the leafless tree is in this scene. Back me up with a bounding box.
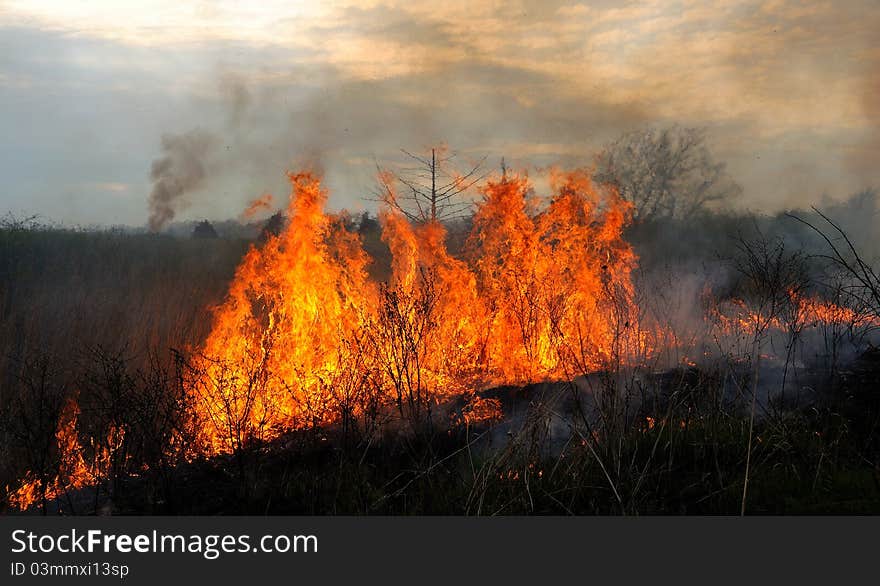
[375,146,486,224]
[594,126,741,222]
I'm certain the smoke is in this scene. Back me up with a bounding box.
[850,65,880,185]
[141,23,655,226]
[218,73,251,130]
[147,129,218,232]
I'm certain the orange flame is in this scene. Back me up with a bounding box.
[190,172,376,452]
[7,397,92,511]
[239,193,274,220]
[187,168,644,453]
[10,166,880,508]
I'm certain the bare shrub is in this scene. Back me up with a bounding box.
[2,354,71,514]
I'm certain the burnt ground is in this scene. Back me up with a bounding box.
[10,350,880,516]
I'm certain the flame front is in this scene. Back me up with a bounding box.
[7,397,94,511]
[191,173,377,452]
[188,169,643,453]
[8,166,880,510]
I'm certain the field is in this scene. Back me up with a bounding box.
[2,182,880,515]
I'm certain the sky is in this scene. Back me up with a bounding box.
[0,0,877,227]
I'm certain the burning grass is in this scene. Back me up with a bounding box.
[2,171,880,515]
[188,170,646,454]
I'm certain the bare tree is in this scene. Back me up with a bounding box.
[375,146,486,224]
[594,126,741,222]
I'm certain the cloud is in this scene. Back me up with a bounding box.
[1,0,879,226]
[148,130,218,231]
[91,182,130,194]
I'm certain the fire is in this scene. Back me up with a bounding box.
[707,289,879,341]
[190,172,376,452]
[187,168,643,454]
[9,163,880,512]
[469,170,641,380]
[790,290,879,329]
[454,395,503,426]
[7,397,91,512]
[239,193,274,220]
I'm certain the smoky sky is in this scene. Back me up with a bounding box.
[0,0,878,227]
[148,129,218,231]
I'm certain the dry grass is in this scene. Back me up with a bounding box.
[1,216,879,515]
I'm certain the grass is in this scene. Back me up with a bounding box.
[0,223,247,368]
[1,217,879,515]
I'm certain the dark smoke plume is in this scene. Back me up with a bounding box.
[148,129,217,231]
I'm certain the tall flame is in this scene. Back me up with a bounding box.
[9,165,880,511]
[187,168,643,453]
[190,172,376,452]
